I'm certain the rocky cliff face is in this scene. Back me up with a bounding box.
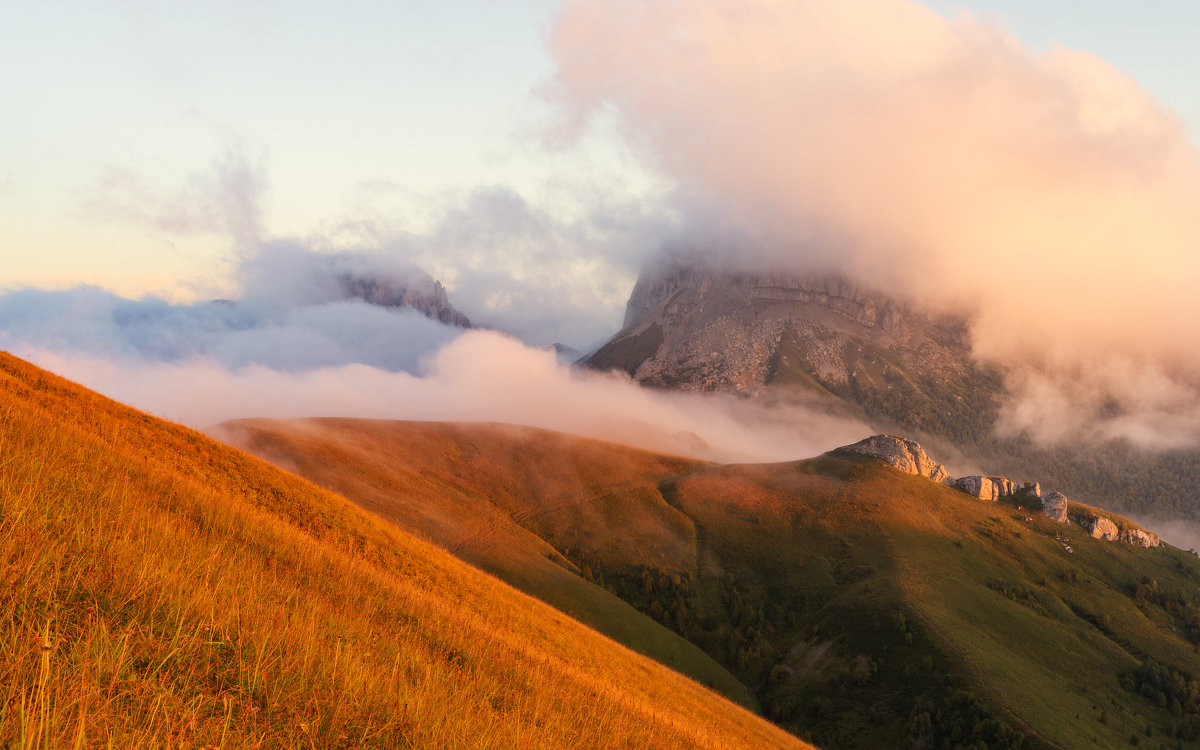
[339,273,470,327]
[622,262,908,335]
[586,254,1000,444]
[953,475,1038,501]
[954,476,999,501]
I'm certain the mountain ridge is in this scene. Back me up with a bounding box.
[338,270,470,327]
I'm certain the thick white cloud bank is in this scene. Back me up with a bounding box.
[20,331,870,463]
[547,0,1200,448]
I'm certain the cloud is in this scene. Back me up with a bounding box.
[77,142,266,250]
[73,131,661,349]
[546,0,1200,447]
[0,238,870,462]
[996,358,1200,450]
[22,331,870,463]
[318,184,677,349]
[0,246,459,373]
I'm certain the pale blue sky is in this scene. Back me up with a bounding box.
[931,1,1200,129]
[2,1,1198,301]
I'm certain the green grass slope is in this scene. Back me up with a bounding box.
[0,352,808,750]
[655,453,1200,749]
[226,418,1200,750]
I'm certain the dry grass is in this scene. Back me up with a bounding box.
[0,352,809,749]
[213,418,753,706]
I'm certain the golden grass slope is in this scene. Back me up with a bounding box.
[214,418,754,707]
[0,352,809,749]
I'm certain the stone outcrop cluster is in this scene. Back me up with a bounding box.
[839,435,1160,549]
[952,475,1040,502]
[1041,494,1160,547]
[953,475,998,500]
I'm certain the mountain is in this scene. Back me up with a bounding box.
[221,418,1200,750]
[0,351,805,749]
[585,255,1200,524]
[586,255,1002,445]
[337,268,471,327]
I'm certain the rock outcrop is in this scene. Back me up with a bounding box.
[1044,499,1162,548]
[837,435,1161,551]
[1084,516,1120,541]
[989,477,1015,496]
[953,474,1042,502]
[1041,492,1070,524]
[841,435,949,483]
[954,476,999,501]
[1122,528,1161,549]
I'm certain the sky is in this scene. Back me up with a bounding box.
[3,1,1198,317]
[4,0,1200,460]
[0,0,664,329]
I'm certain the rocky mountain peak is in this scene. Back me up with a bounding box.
[622,256,909,336]
[338,271,470,328]
[586,254,997,446]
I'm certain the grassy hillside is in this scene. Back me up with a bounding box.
[653,454,1200,749]
[214,418,752,708]
[0,351,808,749]
[225,418,1200,749]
